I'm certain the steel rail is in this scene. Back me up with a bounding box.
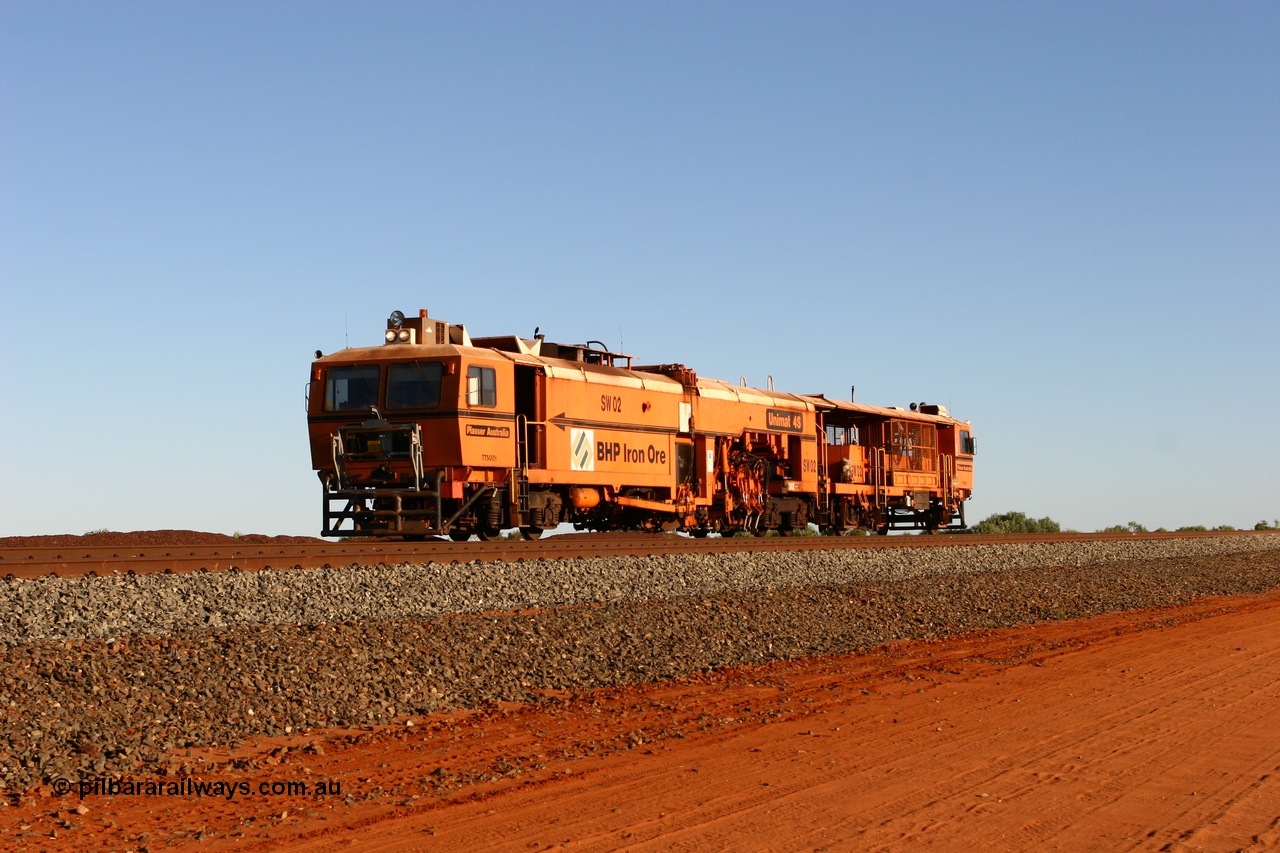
[1,530,1274,580]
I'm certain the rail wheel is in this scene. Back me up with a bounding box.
[691,528,710,539]
[475,527,501,541]
[519,526,544,540]
[448,530,472,542]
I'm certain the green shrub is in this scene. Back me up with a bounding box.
[1100,521,1147,533]
[970,511,1061,535]
[1177,525,1208,532]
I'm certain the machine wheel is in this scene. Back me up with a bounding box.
[448,530,472,542]
[519,526,544,540]
[691,528,710,539]
[475,527,501,541]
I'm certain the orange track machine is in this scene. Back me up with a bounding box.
[307,310,975,539]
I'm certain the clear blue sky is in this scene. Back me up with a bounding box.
[3,2,1277,536]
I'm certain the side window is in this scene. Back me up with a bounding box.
[324,365,380,412]
[466,366,496,407]
[826,425,851,446]
[961,430,976,455]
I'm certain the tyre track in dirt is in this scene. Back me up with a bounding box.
[314,592,1280,853]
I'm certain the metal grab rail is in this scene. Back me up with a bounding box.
[410,425,424,491]
[330,433,346,490]
[873,447,887,508]
[815,419,829,512]
[515,413,548,472]
[515,414,528,472]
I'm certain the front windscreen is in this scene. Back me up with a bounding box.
[324,365,380,412]
[387,362,444,409]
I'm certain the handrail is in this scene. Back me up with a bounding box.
[515,415,548,471]
[874,447,887,508]
[941,453,954,509]
[515,413,529,472]
[815,417,828,511]
[330,433,346,490]
[410,424,424,491]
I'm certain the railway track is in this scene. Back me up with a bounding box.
[2,530,1271,580]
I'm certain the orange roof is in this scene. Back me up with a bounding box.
[800,394,964,425]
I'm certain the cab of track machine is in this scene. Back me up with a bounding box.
[811,398,973,533]
[307,310,518,538]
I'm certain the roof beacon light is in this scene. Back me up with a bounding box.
[389,310,405,328]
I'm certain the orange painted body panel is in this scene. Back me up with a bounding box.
[691,389,820,493]
[530,367,680,489]
[455,356,517,470]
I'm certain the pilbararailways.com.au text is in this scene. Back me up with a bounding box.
[52,776,343,801]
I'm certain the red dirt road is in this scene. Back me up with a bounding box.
[8,592,1280,852]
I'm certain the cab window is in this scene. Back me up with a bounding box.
[467,366,496,407]
[961,430,976,455]
[324,365,379,412]
[387,362,443,409]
